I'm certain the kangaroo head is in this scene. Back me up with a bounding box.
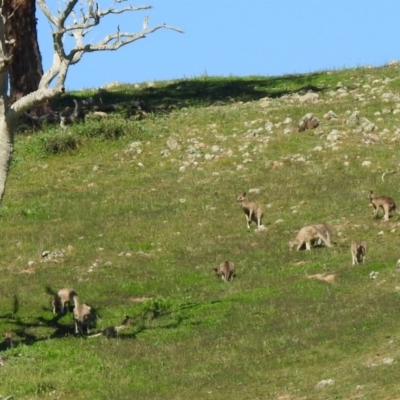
[368,190,374,201]
[236,192,246,202]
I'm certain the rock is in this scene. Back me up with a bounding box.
[315,379,335,390]
[323,110,338,120]
[346,111,360,125]
[160,149,170,158]
[264,121,274,132]
[92,111,108,118]
[369,271,379,279]
[40,250,65,263]
[167,137,180,150]
[326,129,341,142]
[254,225,267,233]
[299,90,319,103]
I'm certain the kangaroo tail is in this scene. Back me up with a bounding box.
[87,332,103,338]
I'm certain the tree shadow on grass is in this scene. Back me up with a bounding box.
[0,295,227,346]
[1,306,179,346]
[54,72,326,115]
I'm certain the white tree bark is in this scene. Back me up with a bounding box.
[0,0,183,204]
[0,9,13,204]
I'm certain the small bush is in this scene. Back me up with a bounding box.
[142,298,173,319]
[42,132,80,154]
[73,118,130,140]
[31,119,133,155]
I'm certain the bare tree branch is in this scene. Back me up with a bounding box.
[36,0,58,26]
[39,2,153,35]
[69,22,183,64]
[36,0,184,86]
[8,85,65,121]
[58,0,79,29]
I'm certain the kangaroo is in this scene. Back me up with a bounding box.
[351,241,367,265]
[368,190,400,221]
[88,316,133,339]
[73,295,94,335]
[60,99,85,129]
[213,261,235,282]
[51,288,77,315]
[289,224,333,251]
[236,192,263,229]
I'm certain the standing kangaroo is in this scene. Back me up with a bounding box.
[73,295,94,335]
[236,192,263,229]
[368,190,400,221]
[351,241,367,265]
[51,288,77,315]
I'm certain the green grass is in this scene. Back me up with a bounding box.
[1,64,400,398]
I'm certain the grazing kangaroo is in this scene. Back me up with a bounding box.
[236,192,263,229]
[289,224,333,251]
[51,288,77,315]
[73,295,94,335]
[351,241,367,265]
[368,190,400,221]
[88,316,134,339]
[213,261,235,282]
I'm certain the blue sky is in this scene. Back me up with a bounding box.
[37,0,400,91]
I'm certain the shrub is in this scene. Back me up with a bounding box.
[42,132,80,154]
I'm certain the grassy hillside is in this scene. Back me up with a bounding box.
[2,64,400,399]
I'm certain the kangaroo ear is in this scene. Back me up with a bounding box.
[243,192,246,196]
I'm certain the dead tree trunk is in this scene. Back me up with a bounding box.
[3,0,43,105]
